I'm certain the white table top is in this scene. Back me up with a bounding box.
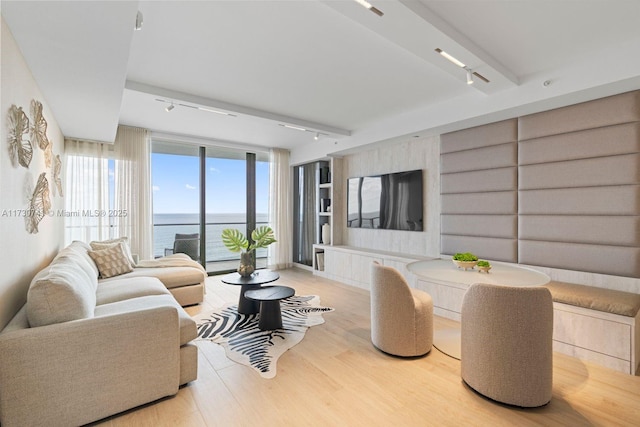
[407,259,550,287]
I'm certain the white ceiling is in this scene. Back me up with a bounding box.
[3,0,640,163]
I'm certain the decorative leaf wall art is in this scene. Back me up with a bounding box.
[7,104,33,168]
[53,155,63,197]
[30,99,49,150]
[44,142,53,168]
[26,172,51,234]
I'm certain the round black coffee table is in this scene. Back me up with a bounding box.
[220,270,280,314]
[244,285,295,330]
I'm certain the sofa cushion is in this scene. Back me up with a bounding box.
[89,243,134,279]
[544,281,640,317]
[27,262,97,327]
[96,276,171,305]
[94,295,196,345]
[101,267,205,290]
[64,240,100,278]
[90,237,136,267]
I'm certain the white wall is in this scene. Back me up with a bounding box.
[0,18,65,328]
[340,136,440,258]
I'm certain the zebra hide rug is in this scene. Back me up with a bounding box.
[194,295,333,379]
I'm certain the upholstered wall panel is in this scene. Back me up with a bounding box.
[441,144,517,173]
[519,154,640,190]
[442,192,517,215]
[442,236,517,263]
[441,119,518,262]
[518,90,640,278]
[519,241,640,278]
[518,91,640,141]
[442,215,517,238]
[441,119,517,154]
[519,122,640,165]
[519,186,640,216]
[441,167,516,194]
[519,216,640,246]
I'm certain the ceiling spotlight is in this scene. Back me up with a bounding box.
[165,103,174,112]
[135,11,143,31]
[353,0,384,17]
[314,132,320,141]
[466,68,474,85]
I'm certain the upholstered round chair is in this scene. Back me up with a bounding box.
[370,262,433,357]
[461,283,553,407]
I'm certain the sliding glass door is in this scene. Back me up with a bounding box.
[152,141,269,274]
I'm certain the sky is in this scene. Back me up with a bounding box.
[151,153,269,215]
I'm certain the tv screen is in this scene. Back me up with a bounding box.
[347,169,423,231]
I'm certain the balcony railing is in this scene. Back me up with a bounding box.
[154,221,269,273]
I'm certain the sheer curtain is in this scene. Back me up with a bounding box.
[113,126,153,260]
[64,139,112,244]
[64,125,152,260]
[268,148,292,270]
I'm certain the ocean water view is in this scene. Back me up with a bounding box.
[154,213,270,262]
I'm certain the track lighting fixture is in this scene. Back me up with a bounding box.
[466,68,474,85]
[135,11,143,31]
[353,0,384,17]
[165,103,174,112]
[435,48,489,85]
[278,124,328,140]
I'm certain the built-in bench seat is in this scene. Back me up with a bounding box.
[544,281,640,375]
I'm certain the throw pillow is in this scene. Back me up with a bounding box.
[90,237,136,267]
[88,243,134,279]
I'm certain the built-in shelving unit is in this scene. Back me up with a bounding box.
[313,157,342,273]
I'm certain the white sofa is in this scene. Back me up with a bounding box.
[0,241,204,427]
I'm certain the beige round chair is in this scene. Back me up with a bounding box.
[370,262,433,357]
[461,283,553,407]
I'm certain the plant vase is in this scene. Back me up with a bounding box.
[238,252,255,277]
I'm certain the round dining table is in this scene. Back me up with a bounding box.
[406,258,550,359]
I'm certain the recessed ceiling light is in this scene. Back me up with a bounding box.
[353,0,384,17]
[197,106,236,116]
[280,124,308,132]
[435,48,466,68]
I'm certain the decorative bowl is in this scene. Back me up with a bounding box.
[477,265,492,273]
[452,259,478,270]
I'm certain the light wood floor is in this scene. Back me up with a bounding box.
[95,268,640,426]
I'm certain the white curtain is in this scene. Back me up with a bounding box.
[268,148,292,270]
[64,125,152,260]
[64,139,112,244]
[113,126,153,260]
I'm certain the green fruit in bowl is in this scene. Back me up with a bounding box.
[477,260,491,267]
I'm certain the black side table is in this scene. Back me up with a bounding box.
[220,270,280,314]
[244,285,295,330]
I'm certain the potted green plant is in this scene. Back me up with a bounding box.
[452,252,479,270]
[221,226,277,277]
[477,260,492,273]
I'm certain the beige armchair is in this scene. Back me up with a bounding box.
[370,262,433,357]
[461,283,553,407]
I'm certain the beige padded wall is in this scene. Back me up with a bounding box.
[518,91,640,278]
[441,119,518,262]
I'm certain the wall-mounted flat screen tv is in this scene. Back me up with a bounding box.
[347,169,423,231]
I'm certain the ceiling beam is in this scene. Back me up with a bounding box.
[125,81,352,137]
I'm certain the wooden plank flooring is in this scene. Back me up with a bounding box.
[94,268,640,426]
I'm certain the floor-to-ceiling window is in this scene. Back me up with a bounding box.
[152,140,269,274]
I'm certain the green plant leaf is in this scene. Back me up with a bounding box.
[249,226,277,250]
[221,228,249,252]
